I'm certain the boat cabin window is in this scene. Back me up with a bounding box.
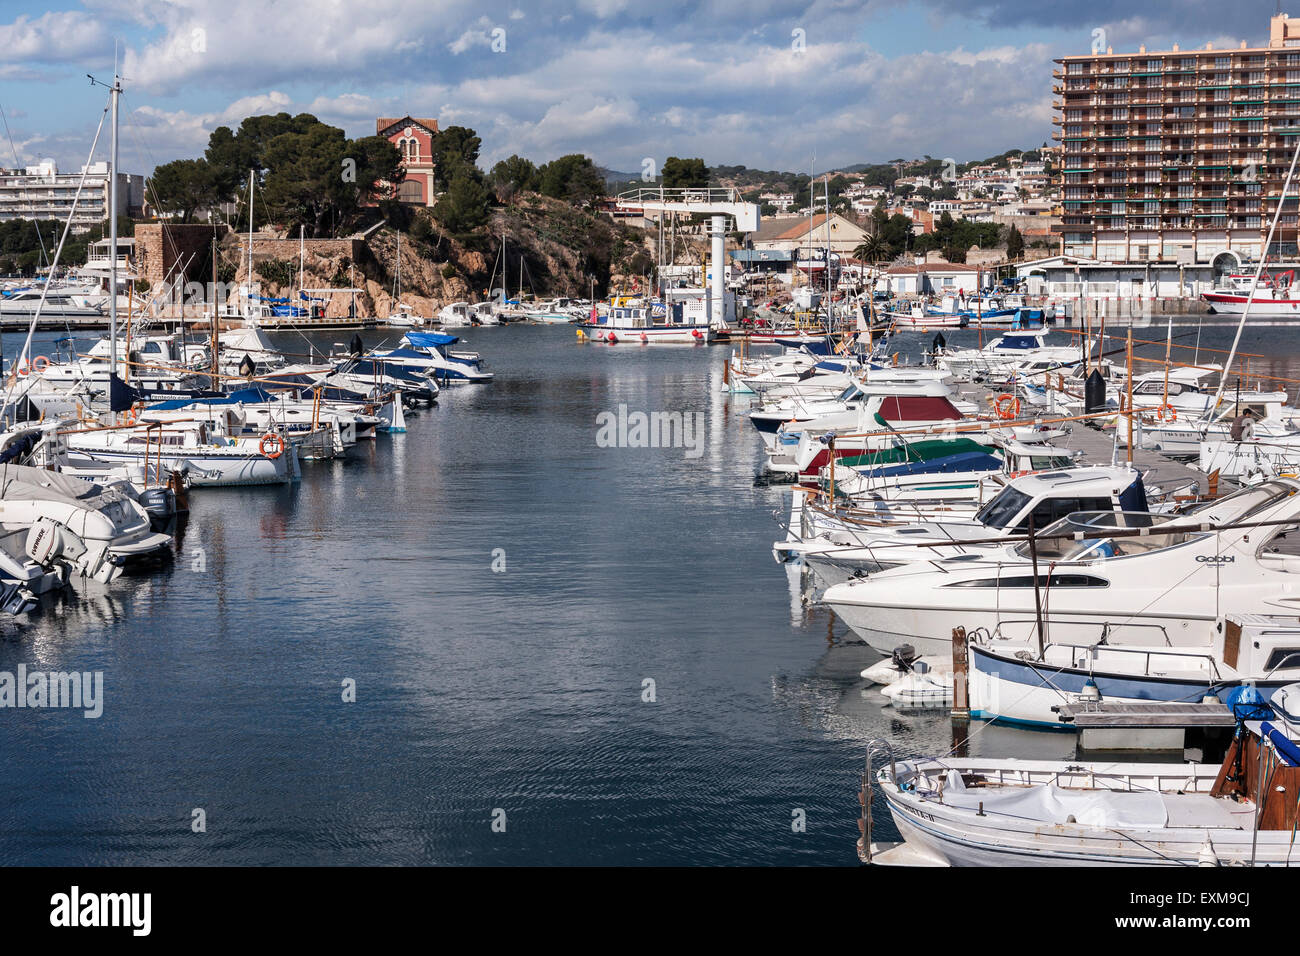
[1135,380,1187,396]
[1017,496,1117,532]
[1265,648,1300,671]
[1036,456,1074,469]
[945,574,1109,588]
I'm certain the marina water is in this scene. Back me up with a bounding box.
[2,319,1297,865]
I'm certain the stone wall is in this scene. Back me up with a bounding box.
[133,222,224,287]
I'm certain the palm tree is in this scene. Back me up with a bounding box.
[853,233,884,264]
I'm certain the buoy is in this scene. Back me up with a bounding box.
[576,328,586,340]
[606,332,618,344]
[691,328,703,341]
[259,433,285,459]
[640,332,648,344]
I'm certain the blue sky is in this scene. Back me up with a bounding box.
[0,0,1280,177]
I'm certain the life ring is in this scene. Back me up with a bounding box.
[259,433,285,459]
[994,393,1020,421]
[1155,403,1177,423]
[122,410,137,426]
[31,355,50,372]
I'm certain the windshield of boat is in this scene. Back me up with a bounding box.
[836,383,860,402]
[975,487,1031,530]
[1013,511,1197,561]
[1179,479,1299,523]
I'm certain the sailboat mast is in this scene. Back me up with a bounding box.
[108,74,120,378]
[247,169,255,325]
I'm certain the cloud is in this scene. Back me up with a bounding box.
[7,0,1268,176]
[0,11,111,63]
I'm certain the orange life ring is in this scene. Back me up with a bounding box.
[994,393,1020,421]
[259,433,285,459]
[29,355,50,372]
[1155,403,1177,423]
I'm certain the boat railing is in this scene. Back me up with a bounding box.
[858,738,897,863]
[984,621,1224,679]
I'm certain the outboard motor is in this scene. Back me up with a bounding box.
[0,582,36,616]
[929,332,947,365]
[891,644,919,673]
[1084,368,1106,414]
[137,486,179,534]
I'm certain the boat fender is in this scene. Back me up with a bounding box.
[1080,678,1101,702]
[640,333,648,344]
[607,332,618,344]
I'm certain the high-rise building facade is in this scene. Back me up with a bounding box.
[0,160,144,233]
[1054,13,1300,266]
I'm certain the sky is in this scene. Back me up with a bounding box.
[0,0,1284,178]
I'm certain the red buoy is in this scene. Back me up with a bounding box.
[607,332,618,344]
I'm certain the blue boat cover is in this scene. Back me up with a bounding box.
[862,451,1002,479]
[1260,721,1300,766]
[998,333,1043,350]
[404,331,460,348]
[147,386,282,410]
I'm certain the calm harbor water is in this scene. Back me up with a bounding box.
[3,317,1300,866]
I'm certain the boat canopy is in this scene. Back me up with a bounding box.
[997,333,1048,350]
[404,331,460,348]
[146,387,280,410]
[875,395,963,423]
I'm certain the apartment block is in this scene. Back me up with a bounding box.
[0,160,144,233]
[1053,13,1300,265]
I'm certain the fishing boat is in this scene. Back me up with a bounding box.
[1202,270,1300,316]
[580,300,712,344]
[437,302,474,328]
[55,417,300,487]
[861,682,1300,865]
[968,612,1300,729]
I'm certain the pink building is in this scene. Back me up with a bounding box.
[376,116,439,205]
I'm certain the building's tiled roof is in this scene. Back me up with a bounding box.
[885,263,981,274]
[377,117,440,136]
